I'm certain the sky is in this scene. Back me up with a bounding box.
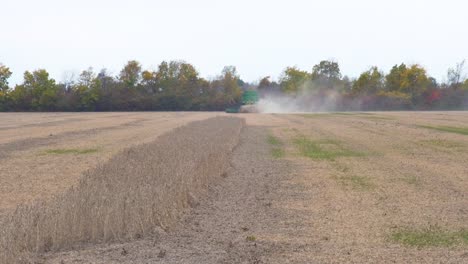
[1,0,468,85]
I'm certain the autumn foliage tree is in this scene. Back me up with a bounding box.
[352,67,384,95]
[280,67,310,93]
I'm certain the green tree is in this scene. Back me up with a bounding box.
[177,62,199,93]
[94,69,118,110]
[140,61,206,110]
[0,64,12,110]
[9,84,32,110]
[73,68,101,110]
[311,60,342,88]
[280,67,310,93]
[171,61,201,109]
[119,60,142,87]
[352,67,384,95]
[12,70,58,110]
[0,64,11,92]
[312,60,341,80]
[155,61,176,93]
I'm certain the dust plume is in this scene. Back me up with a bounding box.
[256,83,347,113]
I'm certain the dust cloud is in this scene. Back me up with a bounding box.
[256,90,344,113]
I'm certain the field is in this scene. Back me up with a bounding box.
[0,112,221,211]
[0,112,467,263]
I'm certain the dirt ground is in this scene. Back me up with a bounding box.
[1,112,467,263]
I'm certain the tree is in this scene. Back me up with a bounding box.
[119,60,142,87]
[155,61,179,93]
[257,76,280,95]
[178,63,198,82]
[385,63,407,92]
[2,60,466,111]
[374,90,412,110]
[12,69,58,110]
[141,70,156,89]
[280,67,310,93]
[447,60,466,89]
[0,64,12,93]
[9,84,32,110]
[220,66,242,105]
[73,68,101,110]
[171,61,201,109]
[95,69,117,111]
[352,67,384,95]
[385,63,431,105]
[0,64,12,110]
[258,76,272,90]
[311,60,342,88]
[400,64,431,103]
[342,76,352,92]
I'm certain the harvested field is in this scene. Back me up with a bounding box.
[0,115,243,263]
[0,112,467,263]
[0,112,220,211]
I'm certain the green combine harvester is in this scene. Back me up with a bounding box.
[225,90,259,113]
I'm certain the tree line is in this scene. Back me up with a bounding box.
[1,60,467,111]
[0,61,243,112]
[260,60,468,110]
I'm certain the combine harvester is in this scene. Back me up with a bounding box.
[225,90,259,113]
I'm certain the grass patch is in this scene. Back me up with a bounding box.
[419,139,465,149]
[400,175,420,185]
[293,136,364,160]
[332,112,374,116]
[461,230,468,243]
[267,134,282,146]
[362,115,395,121]
[299,112,374,118]
[299,113,332,118]
[299,112,395,121]
[335,175,374,190]
[45,148,99,155]
[333,162,350,173]
[271,148,285,158]
[419,125,468,135]
[391,228,468,247]
[267,134,285,158]
[334,112,394,120]
[246,235,257,242]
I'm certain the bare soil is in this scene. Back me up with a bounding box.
[1,112,467,263]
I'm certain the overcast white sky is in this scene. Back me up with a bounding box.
[1,0,467,85]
